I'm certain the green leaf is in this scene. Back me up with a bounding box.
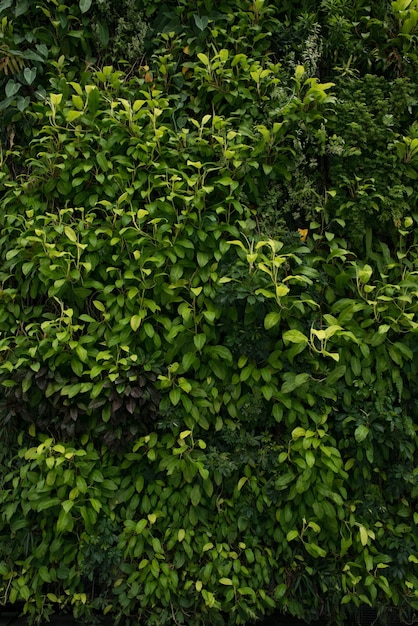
[182,352,196,372]
[193,334,206,351]
[217,176,238,190]
[393,341,413,360]
[261,384,274,401]
[219,49,229,63]
[169,388,181,406]
[205,345,232,361]
[50,93,62,107]
[190,484,201,506]
[194,14,209,31]
[357,264,373,284]
[62,500,74,513]
[23,67,36,85]
[286,530,299,542]
[66,110,82,122]
[93,300,105,312]
[282,373,310,394]
[47,593,58,603]
[87,86,100,114]
[90,498,102,513]
[355,424,369,443]
[305,542,327,558]
[56,510,74,533]
[79,0,92,13]
[359,525,368,546]
[203,310,216,323]
[135,476,144,493]
[238,587,256,596]
[96,152,108,172]
[179,378,192,393]
[130,315,143,331]
[22,375,31,394]
[264,311,281,330]
[17,95,30,113]
[5,80,20,98]
[15,0,30,17]
[70,357,83,377]
[283,329,308,344]
[38,566,51,583]
[292,427,306,439]
[36,497,61,511]
[75,344,88,362]
[76,475,87,493]
[326,365,346,386]
[95,20,109,46]
[71,95,84,111]
[135,519,147,534]
[276,284,290,298]
[237,477,248,491]
[295,65,305,80]
[275,472,294,489]
[197,53,210,66]
[274,583,287,600]
[197,251,210,267]
[1,380,17,388]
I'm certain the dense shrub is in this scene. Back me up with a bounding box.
[0,0,148,147]
[0,1,417,625]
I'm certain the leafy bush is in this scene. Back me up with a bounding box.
[0,0,148,147]
[324,73,418,247]
[88,0,148,67]
[0,62,338,447]
[0,1,417,625]
[0,0,92,138]
[0,377,416,625]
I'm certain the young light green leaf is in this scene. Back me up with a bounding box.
[197,52,210,65]
[286,530,299,542]
[264,311,281,330]
[283,329,308,344]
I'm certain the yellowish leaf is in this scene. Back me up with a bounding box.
[298,228,309,242]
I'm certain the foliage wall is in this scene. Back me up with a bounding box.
[0,0,417,625]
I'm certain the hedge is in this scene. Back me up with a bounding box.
[0,0,417,624]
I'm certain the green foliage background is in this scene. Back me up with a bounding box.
[0,0,417,624]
